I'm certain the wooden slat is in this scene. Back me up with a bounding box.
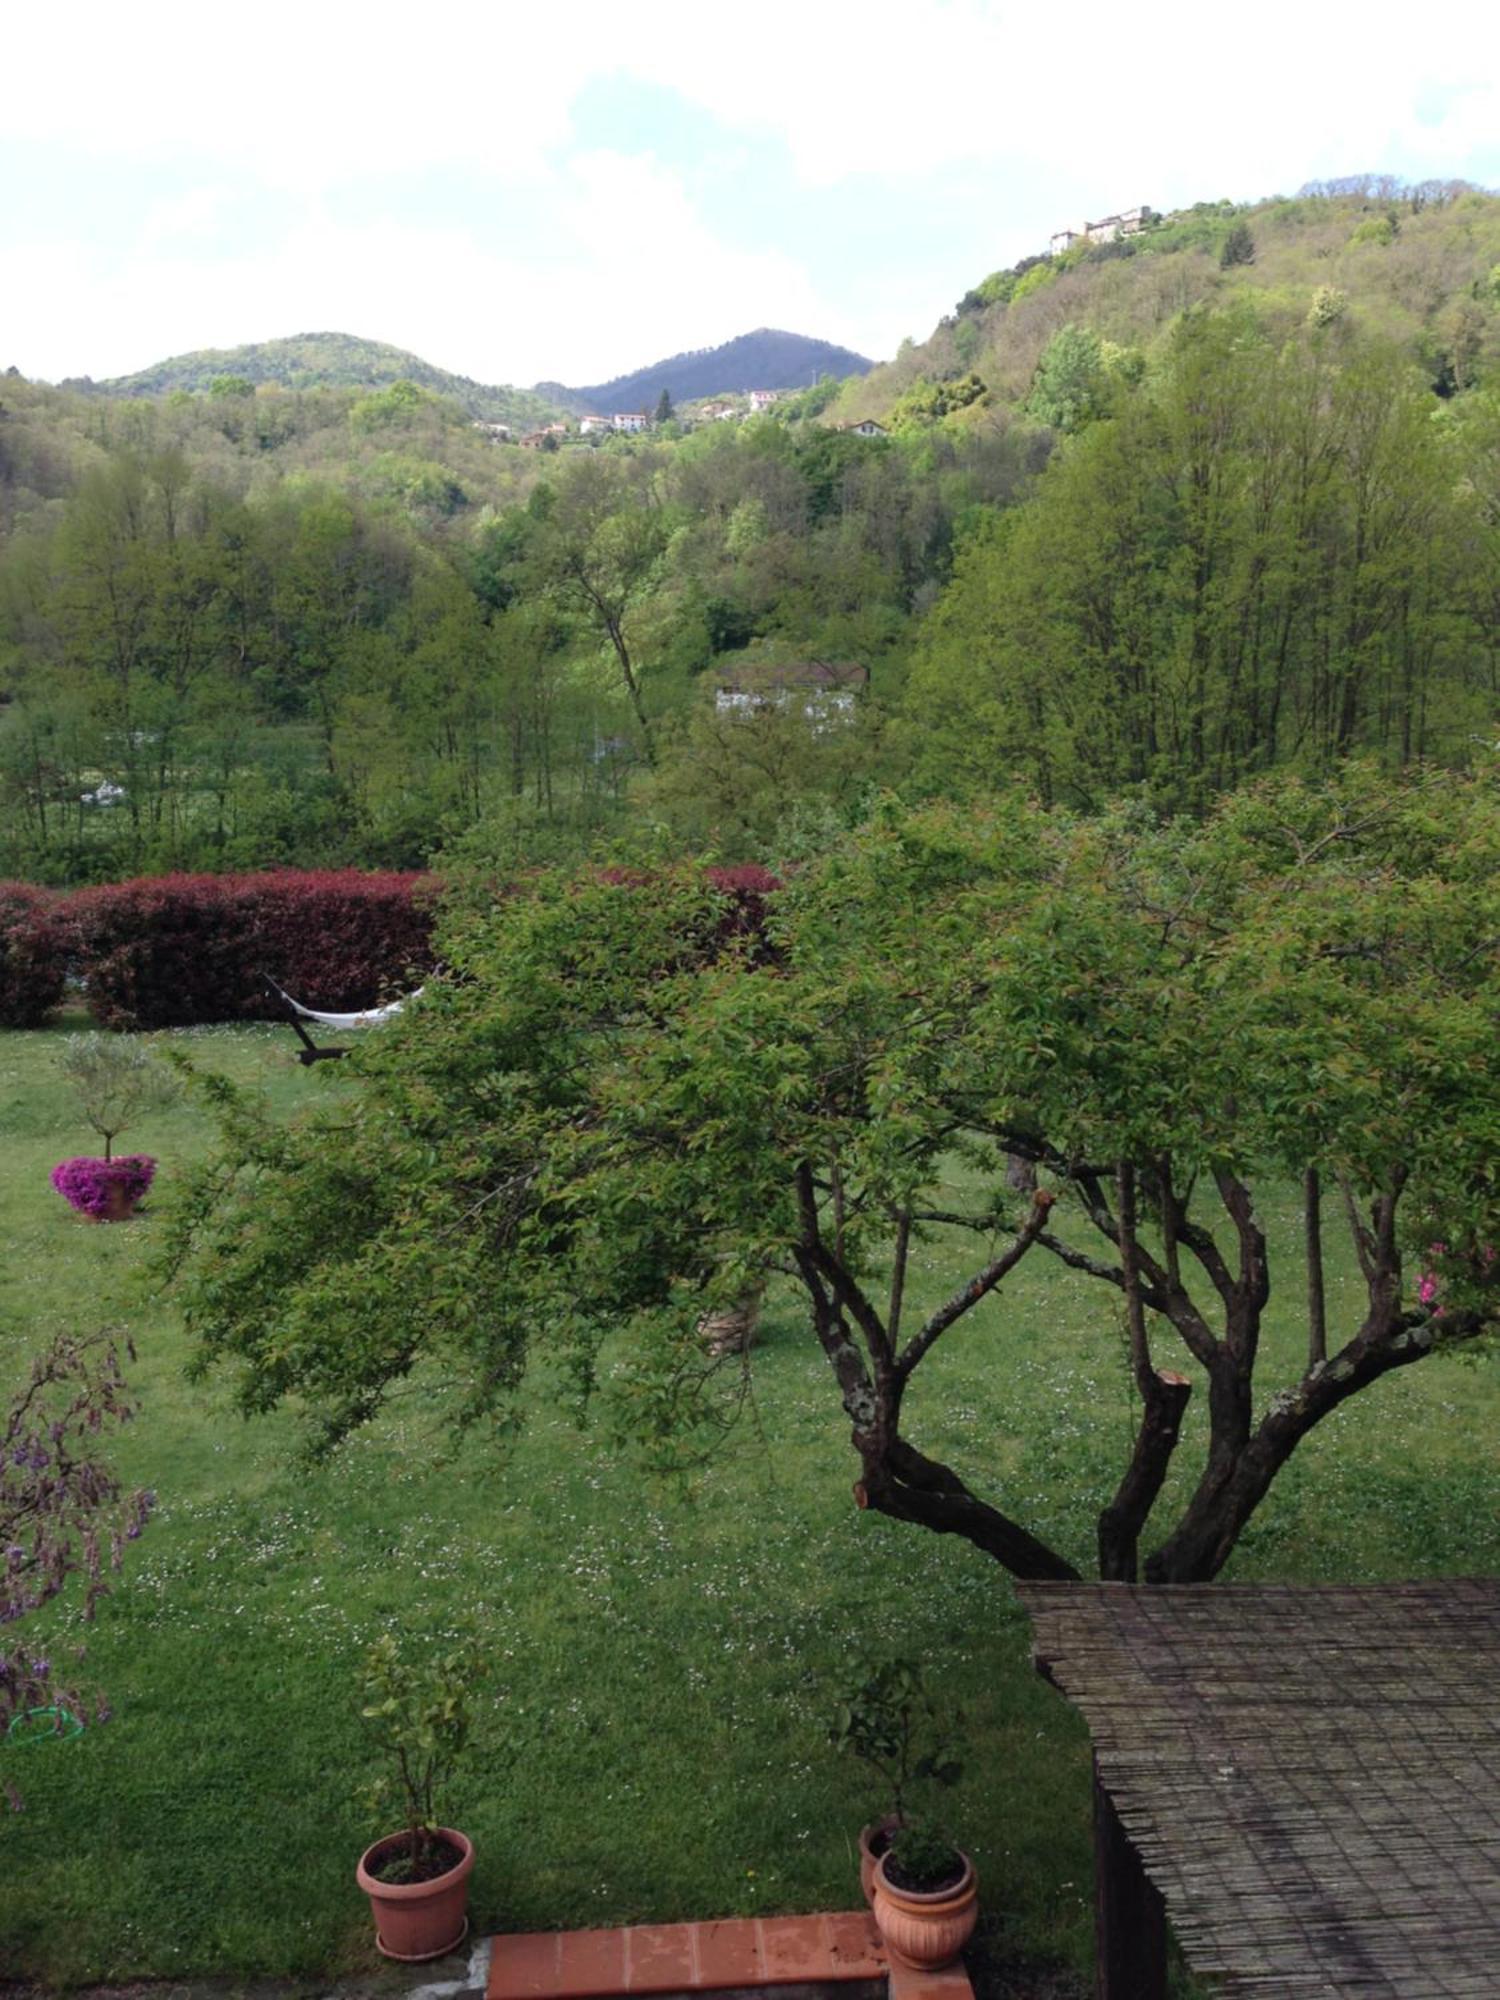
[1016,1580,1500,1999]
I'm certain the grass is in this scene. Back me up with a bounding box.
[1,1016,1496,1990]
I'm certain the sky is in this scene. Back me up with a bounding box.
[7,0,1500,390]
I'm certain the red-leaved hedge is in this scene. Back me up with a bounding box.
[64,870,440,1030]
[0,883,68,1027]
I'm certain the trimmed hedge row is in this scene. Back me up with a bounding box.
[0,870,438,1031]
[1,864,777,1032]
[0,883,69,1028]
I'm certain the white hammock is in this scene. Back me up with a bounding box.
[267,977,422,1031]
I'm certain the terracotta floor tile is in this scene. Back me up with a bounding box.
[822,1910,886,1975]
[625,1922,698,1992]
[488,1931,563,2000]
[886,1958,975,2000]
[487,1909,894,1999]
[555,1927,630,1997]
[757,1914,831,1982]
[692,1916,765,1988]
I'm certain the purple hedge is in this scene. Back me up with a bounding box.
[62,869,439,1030]
[0,884,67,1028]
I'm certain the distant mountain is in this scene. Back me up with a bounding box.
[78,332,563,429]
[546,329,875,414]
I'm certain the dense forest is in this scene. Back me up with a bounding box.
[74,331,565,430]
[2,181,1498,886]
[555,328,874,413]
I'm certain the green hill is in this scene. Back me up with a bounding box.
[74,331,563,429]
[831,179,1500,429]
[548,328,874,414]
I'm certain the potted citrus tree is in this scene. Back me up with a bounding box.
[356,1628,488,1962]
[832,1659,976,1968]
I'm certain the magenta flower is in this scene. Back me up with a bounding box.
[49,1156,156,1221]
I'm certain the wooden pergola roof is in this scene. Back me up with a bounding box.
[1016,1579,1500,1999]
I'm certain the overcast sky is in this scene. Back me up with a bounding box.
[8,0,1499,389]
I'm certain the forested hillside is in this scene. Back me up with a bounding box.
[833,178,1500,427]
[2,179,1498,890]
[80,332,562,430]
[555,329,874,413]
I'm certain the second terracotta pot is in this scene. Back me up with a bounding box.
[872,1848,978,1970]
[858,1815,901,1906]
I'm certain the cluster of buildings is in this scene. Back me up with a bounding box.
[1048,205,1150,257]
[713,658,868,729]
[471,390,809,449]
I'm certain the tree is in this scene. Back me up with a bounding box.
[527,455,672,762]
[655,389,675,426]
[2,1330,153,1795]
[1026,327,1109,433]
[1219,222,1255,268]
[168,771,1500,1584]
[56,1032,177,1160]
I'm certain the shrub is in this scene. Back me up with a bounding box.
[0,884,67,1028]
[50,1155,157,1220]
[66,870,439,1030]
[2,1330,153,1802]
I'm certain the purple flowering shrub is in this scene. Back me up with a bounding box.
[1416,1240,1497,1316]
[50,1155,157,1221]
[2,1331,153,1806]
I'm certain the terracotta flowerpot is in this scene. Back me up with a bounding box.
[356,1827,474,1962]
[858,1815,901,1906]
[872,1848,978,1971]
[95,1181,139,1224]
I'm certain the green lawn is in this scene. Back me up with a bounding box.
[1,1018,1495,1989]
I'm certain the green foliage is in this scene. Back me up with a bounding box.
[1219,222,1256,268]
[1350,214,1397,247]
[831,1659,963,1826]
[908,310,1491,805]
[1027,326,1110,432]
[349,378,441,434]
[55,1032,178,1159]
[885,1819,964,1889]
[94,330,562,430]
[3,1019,1497,1985]
[167,773,1500,1591]
[359,1627,490,1876]
[889,374,986,431]
[1010,262,1056,305]
[1308,285,1349,326]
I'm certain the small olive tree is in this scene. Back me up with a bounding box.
[167,769,1500,1583]
[56,1033,177,1161]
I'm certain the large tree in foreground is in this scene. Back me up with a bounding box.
[168,770,1500,1582]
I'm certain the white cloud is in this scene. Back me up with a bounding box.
[10,156,849,387]
[6,0,1498,383]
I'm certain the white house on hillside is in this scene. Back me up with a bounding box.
[611,411,649,433]
[747,389,780,413]
[579,415,611,435]
[714,658,868,731]
[1050,205,1150,256]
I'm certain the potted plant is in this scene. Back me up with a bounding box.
[872,1819,978,1971]
[832,1659,975,1965]
[355,1628,488,1962]
[49,1033,176,1223]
